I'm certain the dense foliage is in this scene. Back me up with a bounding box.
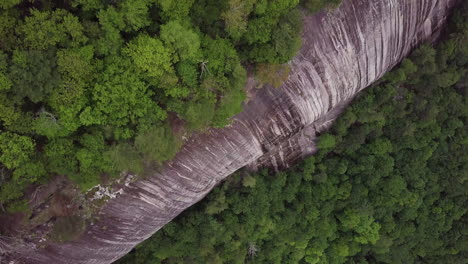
[0,0,342,210]
[118,6,468,264]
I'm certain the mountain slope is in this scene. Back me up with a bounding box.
[3,0,459,263]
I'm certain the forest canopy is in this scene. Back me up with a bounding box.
[118,4,468,263]
[0,0,342,210]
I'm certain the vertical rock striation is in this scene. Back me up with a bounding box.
[3,0,459,263]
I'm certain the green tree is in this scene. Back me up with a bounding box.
[221,0,257,40]
[80,57,166,138]
[157,0,195,22]
[134,124,181,164]
[160,21,202,63]
[0,132,35,170]
[44,138,79,176]
[124,34,173,80]
[73,131,112,190]
[18,9,86,50]
[0,0,21,9]
[71,0,104,11]
[9,49,60,103]
[119,0,152,32]
[105,142,144,175]
[318,133,336,149]
[0,11,18,51]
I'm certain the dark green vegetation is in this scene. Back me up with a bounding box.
[118,6,467,264]
[0,0,341,211]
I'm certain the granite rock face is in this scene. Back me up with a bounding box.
[3,0,459,263]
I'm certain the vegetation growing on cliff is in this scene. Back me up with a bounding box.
[118,5,468,263]
[0,0,343,211]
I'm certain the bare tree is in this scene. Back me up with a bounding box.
[36,107,57,123]
[28,185,44,206]
[248,242,259,258]
[199,60,210,78]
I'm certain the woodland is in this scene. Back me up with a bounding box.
[118,4,468,264]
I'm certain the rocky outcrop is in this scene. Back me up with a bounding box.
[3,0,459,263]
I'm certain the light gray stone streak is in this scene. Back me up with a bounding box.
[3,0,458,263]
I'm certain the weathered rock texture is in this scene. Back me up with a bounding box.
[2,0,459,263]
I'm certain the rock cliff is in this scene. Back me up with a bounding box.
[3,0,459,263]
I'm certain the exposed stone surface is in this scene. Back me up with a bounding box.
[2,0,459,263]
